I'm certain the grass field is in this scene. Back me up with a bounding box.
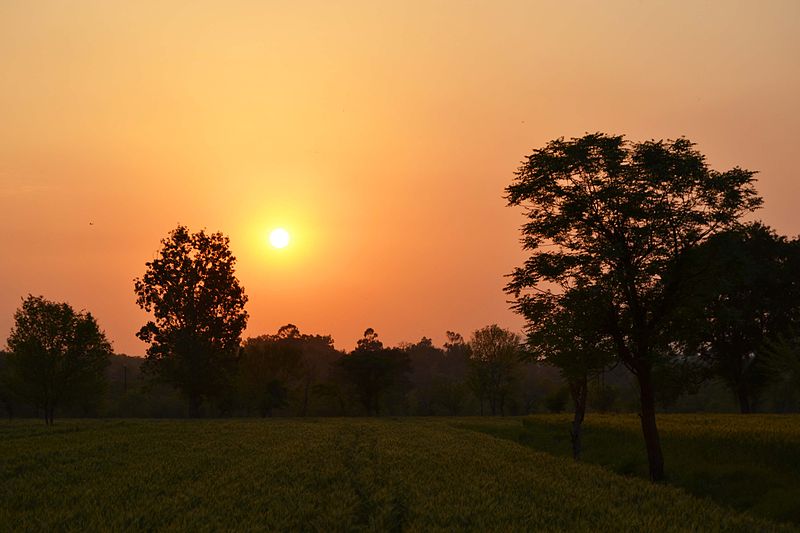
[1,417,796,532]
[461,414,800,527]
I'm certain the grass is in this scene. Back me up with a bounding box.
[459,414,800,527]
[0,417,794,532]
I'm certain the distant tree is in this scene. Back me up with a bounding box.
[506,133,761,480]
[761,330,800,410]
[134,225,248,416]
[240,324,340,416]
[239,337,303,416]
[0,351,17,419]
[684,224,800,412]
[403,337,445,415]
[522,286,615,458]
[337,329,411,415]
[5,295,111,424]
[468,325,521,416]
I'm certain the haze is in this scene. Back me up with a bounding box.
[1,1,799,355]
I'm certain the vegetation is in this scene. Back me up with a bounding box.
[506,133,762,480]
[3,296,111,425]
[134,225,249,416]
[462,414,800,526]
[0,418,792,532]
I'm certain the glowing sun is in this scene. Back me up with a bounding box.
[269,228,290,249]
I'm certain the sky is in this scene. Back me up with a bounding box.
[1,0,799,355]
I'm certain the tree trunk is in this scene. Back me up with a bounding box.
[188,395,202,418]
[301,380,310,417]
[569,375,588,460]
[736,385,752,414]
[637,364,665,482]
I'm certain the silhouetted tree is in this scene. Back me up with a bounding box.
[5,295,111,424]
[240,324,340,416]
[239,337,303,416]
[684,224,800,412]
[134,225,248,416]
[761,330,800,410]
[337,329,411,415]
[506,133,761,480]
[468,325,521,416]
[0,351,16,419]
[522,286,615,458]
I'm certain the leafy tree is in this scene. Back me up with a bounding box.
[761,330,800,410]
[134,225,248,416]
[685,224,800,412]
[468,325,521,416]
[337,329,411,415]
[522,286,615,458]
[506,133,761,480]
[5,295,111,424]
[239,337,303,416]
[240,324,340,416]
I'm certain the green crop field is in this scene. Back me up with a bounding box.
[1,417,796,532]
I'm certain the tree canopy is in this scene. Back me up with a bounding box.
[506,133,761,480]
[5,295,111,424]
[134,225,248,416]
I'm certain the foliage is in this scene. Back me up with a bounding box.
[506,133,762,480]
[238,324,341,416]
[134,225,248,416]
[681,224,800,412]
[0,418,791,532]
[337,329,411,415]
[4,295,111,424]
[467,325,521,416]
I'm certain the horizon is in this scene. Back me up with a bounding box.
[2,1,800,355]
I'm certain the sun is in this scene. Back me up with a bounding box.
[269,228,290,249]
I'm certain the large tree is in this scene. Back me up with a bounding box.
[506,133,761,480]
[683,224,800,413]
[5,295,111,424]
[134,225,248,416]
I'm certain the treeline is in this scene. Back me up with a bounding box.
[0,314,578,419]
[2,317,796,421]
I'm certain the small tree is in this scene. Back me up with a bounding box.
[5,295,111,424]
[134,225,248,416]
[506,133,761,480]
[521,286,615,458]
[468,325,521,416]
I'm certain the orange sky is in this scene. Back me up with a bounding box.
[1,1,799,355]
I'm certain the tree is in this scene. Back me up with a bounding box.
[134,225,248,416]
[685,224,800,412]
[337,328,411,415]
[5,295,111,424]
[239,324,340,416]
[239,337,304,416]
[521,286,615,458]
[468,325,521,416]
[761,330,800,410]
[506,133,761,480]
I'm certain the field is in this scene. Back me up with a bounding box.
[1,417,797,532]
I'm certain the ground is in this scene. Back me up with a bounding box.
[1,416,797,531]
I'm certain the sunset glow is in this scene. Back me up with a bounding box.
[1,1,798,355]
